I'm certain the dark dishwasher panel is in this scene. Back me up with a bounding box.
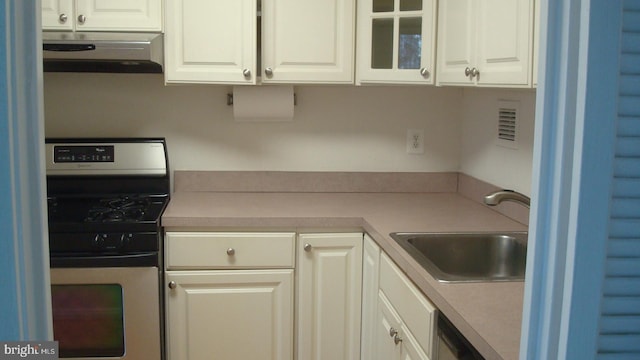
[437,313,485,360]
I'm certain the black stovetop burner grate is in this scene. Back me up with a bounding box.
[47,194,168,227]
[85,196,151,223]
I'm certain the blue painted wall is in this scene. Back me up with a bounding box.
[0,0,51,341]
[0,0,23,340]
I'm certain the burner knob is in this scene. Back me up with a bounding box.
[120,233,133,249]
[93,234,107,249]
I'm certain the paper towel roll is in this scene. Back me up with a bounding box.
[232,85,295,121]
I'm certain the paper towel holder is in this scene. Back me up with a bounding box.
[227,93,297,106]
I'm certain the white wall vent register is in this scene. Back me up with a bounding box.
[496,100,520,149]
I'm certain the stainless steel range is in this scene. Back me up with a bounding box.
[45,138,169,360]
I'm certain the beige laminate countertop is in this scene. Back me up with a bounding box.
[162,190,527,360]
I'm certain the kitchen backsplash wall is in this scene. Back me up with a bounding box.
[43,73,535,195]
[44,73,462,173]
[459,88,536,195]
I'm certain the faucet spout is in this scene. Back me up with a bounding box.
[484,190,530,208]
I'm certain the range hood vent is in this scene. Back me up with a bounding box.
[42,32,163,73]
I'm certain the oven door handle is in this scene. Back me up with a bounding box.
[50,253,158,268]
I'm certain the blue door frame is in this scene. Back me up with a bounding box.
[521,0,636,359]
[0,0,52,341]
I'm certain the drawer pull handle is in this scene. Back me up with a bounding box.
[304,243,312,252]
[393,334,403,345]
[168,281,176,289]
[389,327,398,338]
[226,248,236,256]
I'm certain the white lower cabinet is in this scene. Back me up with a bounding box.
[164,230,435,360]
[377,292,432,360]
[164,231,363,360]
[297,233,363,360]
[367,248,437,360]
[165,232,295,360]
[361,234,381,360]
[166,270,293,360]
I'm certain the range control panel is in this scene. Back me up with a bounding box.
[54,145,115,163]
[45,139,167,176]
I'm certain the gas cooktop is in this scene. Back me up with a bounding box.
[45,138,170,265]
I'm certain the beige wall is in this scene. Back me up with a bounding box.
[459,88,537,195]
[43,73,536,194]
[44,73,463,173]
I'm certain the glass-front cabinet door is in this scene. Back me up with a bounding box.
[357,0,436,84]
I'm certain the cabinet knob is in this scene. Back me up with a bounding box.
[242,68,251,79]
[393,334,403,345]
[168,281,177,289]
[77,14,86,24]
[226,248,236,256]
[464,67,472,77]
[264,67,274,77]
[470,67,480,78]
[303,243,312,252]
[59,14,68,23]
[389,327,398,338]
[420,67,430,78]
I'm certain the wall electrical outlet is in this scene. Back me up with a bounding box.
[406,129,424,154]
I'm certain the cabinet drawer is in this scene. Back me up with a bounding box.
[379,253,437,356]
[166,232,295,269]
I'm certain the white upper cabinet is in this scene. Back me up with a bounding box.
[436,0,535,87]
[165,0,257,84]
[262,0,355,84]
[165,0,355,84]
[42,0,162,32]
[42,0,74,30]
[357,0,437,85]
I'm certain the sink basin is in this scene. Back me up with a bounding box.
[389,232,527,282]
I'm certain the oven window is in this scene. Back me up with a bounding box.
[51,284,125,358]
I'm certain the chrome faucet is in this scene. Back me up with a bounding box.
[484,190,531,208]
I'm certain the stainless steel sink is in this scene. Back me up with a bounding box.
[389,232,528,282]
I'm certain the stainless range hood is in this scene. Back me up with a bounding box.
[42,32,163,73]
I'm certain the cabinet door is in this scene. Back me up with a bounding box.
[261,0,355,83]
[475,0,533,86]
[361,235,381,360]
[374,292,403,360]
[166,270,293,360]
[164,0,257,84]
[399,322,431,360]
[74,0,162,31]
[357,0,437,84]
[436,0,476,85]
[297,233,363,360]
[380,253,437,358]
[42,0,74,30]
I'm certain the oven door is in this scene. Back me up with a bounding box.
[50,267,161,360]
